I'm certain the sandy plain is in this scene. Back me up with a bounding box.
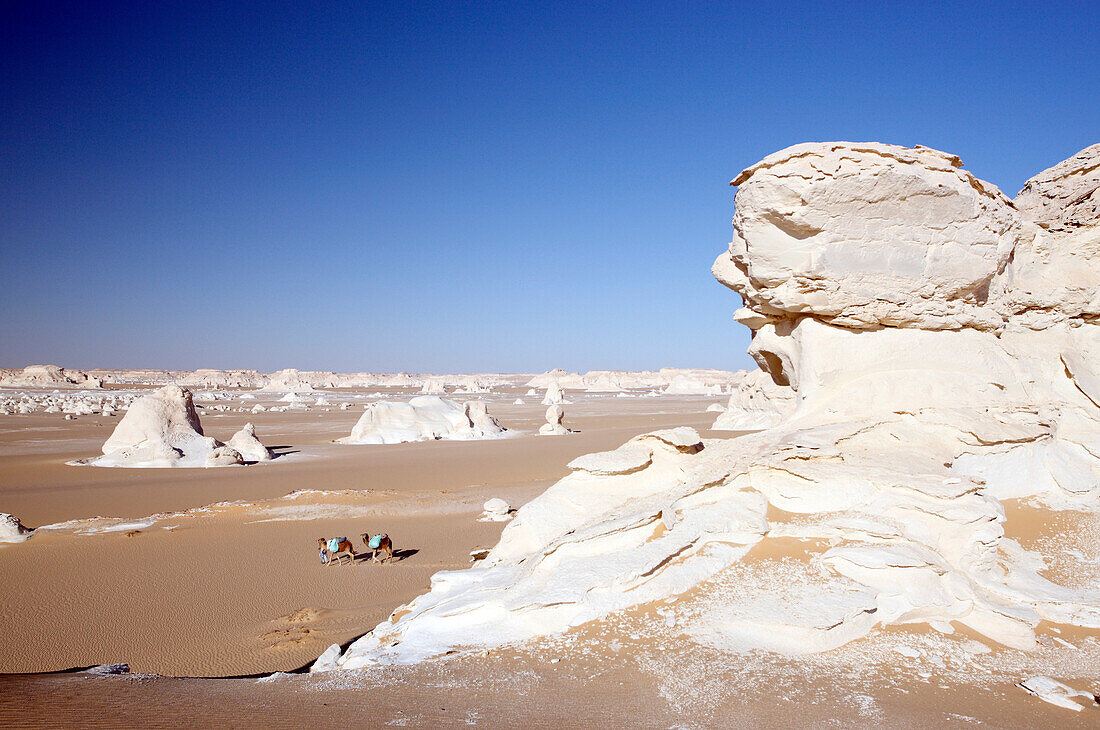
[1,385,1097,727]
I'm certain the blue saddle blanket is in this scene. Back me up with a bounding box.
[368,534,383,549]
[327,538,344,553]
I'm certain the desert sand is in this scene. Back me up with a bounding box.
[1,382,1096,727]
[0,386,725,677]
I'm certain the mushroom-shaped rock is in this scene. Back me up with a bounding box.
[227,422,274,462]
[538,405,572,436]
[713,142,1023,332]
[480,498,513,522]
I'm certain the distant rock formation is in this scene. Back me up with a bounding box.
[528,368,744,392]
[260,369,317,393]
[0,365,102,389]
[541,381,567,405]
[419,378,446,395]
[339,397,507,445]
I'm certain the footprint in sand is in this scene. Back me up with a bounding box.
[262,607,327,649]
[277,607,321,625]
[260,626,315,649]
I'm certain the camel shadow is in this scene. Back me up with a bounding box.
[353,548,418,564]
[268,446,298,458]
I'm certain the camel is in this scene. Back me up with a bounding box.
[318,537,355,565]
[361,532,393,563]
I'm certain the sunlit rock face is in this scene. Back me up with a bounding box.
[713,142,1026,334]
[1015,143,1100,231]
[69,385,273,468]
[71,385,221,467]
[315,143,1100,672]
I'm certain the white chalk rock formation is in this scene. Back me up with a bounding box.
[261,369,316,393]
[479,498,513,522]
[541,381,567,405]
[419,378,446,395]
[1014,143,1100,231]
[662,374,721,395]
[339,397,506,445]
[316,142,1100,672]
[0,365,102,389]
[1002,144,1100,330]
[226,422,274,462]
[72,385,260,468]
[711,369,796,431]
[74,386,220,467]
[0,513,33,543]
[537,405,573,436]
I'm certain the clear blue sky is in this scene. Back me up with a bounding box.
[2,2,1096,373]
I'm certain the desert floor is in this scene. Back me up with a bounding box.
[1,388,1096,727]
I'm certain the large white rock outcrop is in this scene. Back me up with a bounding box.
[339,397,507,445]
[72,386,261,468]
[74,386,219,467]
[315,142,1100,672]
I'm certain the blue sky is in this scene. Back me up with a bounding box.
[2,1,1096,373]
